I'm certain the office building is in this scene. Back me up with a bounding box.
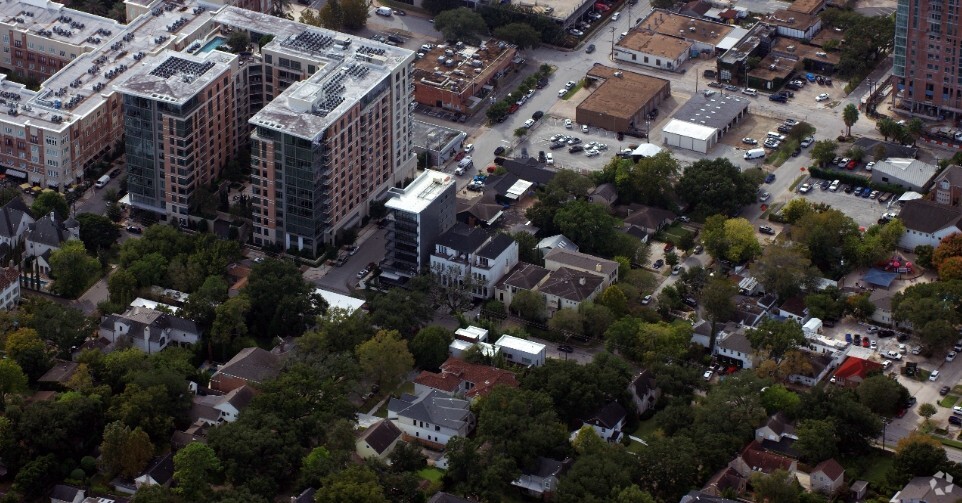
[384,169,456,278]
[894,0,962,117]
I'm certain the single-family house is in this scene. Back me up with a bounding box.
[38,360,79,387]
[50,485,85,503]
[786,350,836,387]
[620,204,678,240]
[932,164,962,207]
[171,420,210,449]
[134,454,175,489]
[730,441,797,478]
[189,385,255,425]
[832,356,883,386]
[457,192,505,228]
[778,296,810,324]
[209,347,284,393]
[25,212,79,274]
[588,183,618,208]
[757,293,778,312]
[701,466,748,498]
[629,369,660,415]
[891,473,960,502]
[536,234,578,255]
[355,419,403,460]
[430,223,519,299]
[0,265,20,310]
[387,390,475,448]
[543,248,619,286]
[511,457,567,498]
[715,327,755,369]
[494,262,551,307]
[495,334,546,367]
[0,197,34,252]
[898,200,962,250]
[582,401,628,442]
[538,267,606,311]
[413,357,519,399]
[99,306,201,355]
[810,458,845,494]
[755,412,797,443]
[691,319,714,348]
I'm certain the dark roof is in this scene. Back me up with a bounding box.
[590,183,618,202]
[760,437,800,458]
[758,293,779,310]
[293,488,317,503]
[631,369,656,396]
[500,263,550,290]
[501,157,556,186]
[483,173,521,198]
[224,385,255,409]
[739,441,794,473]
[813,458,845,481]
[0,266,17,290]
[50,484,83,502]
[585,401,627,429]
[477,233,514,260]
[862,268,898,288]
[457,192,503,226]
[622,204,677,231]
[853,137,918,159]
[359,419,402,455]
[0,197,31,239]
[526,457,564,478]
[435,223,491,254]
[779,296,808,316]
[898,199,962,234]
[427,493,478,503]
[26,213,67,248]
[38,360,79,384]
[538,267,603,302]
[141,454,174,485]
[216,347,283,385]
[934,164,962,188]
[763,412,796,437]
[387,390,473,431]
[682,0,711,15]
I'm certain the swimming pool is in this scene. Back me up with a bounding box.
[198,37,226,53]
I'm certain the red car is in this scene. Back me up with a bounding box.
[862,337,870,348]
[846,160,858,170]
[508,103,519,114]
[664,242,674,252]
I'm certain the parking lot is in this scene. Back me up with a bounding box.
[796,176,898,228]
[521,115,639,172]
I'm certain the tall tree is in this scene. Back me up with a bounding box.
[0,359,27,408]
[173,442,222,501]
[746,319,806,361]
[857,374,909,416]
[510,289,547,321]
[340,0,369,30]
[245,259,324,338]
[76,213,120,253]
[5,327,50,381]
[49,240,102,298]
[793,419,838,464]
[676,157,759,218]
[754,244,818,300]
[842,103,859,137]
[702,216,761,263]
[317,0,344,28]
[700,277,737,352]
[894,432,949,480]
[409,326,453,370]
[210,295,251,360]
[108,269,138,307]
[30,191,69,219]
[99,421,155,479]
[750,470,801,503]
[810,140,838,166]
[434,8,488,43]
[493,22,541,49]
[356,330,414,388]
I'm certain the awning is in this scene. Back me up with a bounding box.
[505,179,534,200]
[5,169,26,179]
[46,181,59,188]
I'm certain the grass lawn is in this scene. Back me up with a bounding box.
[417,467,444,483]
[656,223,694,245]
[365,381,415,417]
[840,450,893,488]
[940,395,959,408]
[952,384,962,394]
[789,175,805,192]
[561,81,583,100]
[631,418,661,441]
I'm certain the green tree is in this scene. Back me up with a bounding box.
[13,454,59,502]
[245,259,325,338]
[857,374,909,416]
[510,231,541,264]
[793,419,838,464]
[846,292,876,320]
[49,240,101,297]
[318,0,344,30]
[810,139,838,166]
[595,151,679,207]
[791,208,860,276]
[108,269,138,307]
[434,8,488,44]
[598,285,629,317]
[317,465,388,503]
[30,191,68,219]
[475,386,568,473]
[676,157,759,218]
[906,118,924,145]
[368,287,434,335]
[781,198,816,224]
[549,308,584,337]
[747,319,807,361]
[356,330,414,388]
[894,433,948,479]
[522,356,632,423]
[557,438,641,502]
[701,276,737,352]
[227,31,250,53]
[510,289,546,321]
[754,244,818,300]
[341,0,369,30]
[493,22,541,49]
[409,326,453,370]
[760,384,801,416]
[174,442,222,501]
[636,436,700,501]
[919,402,937,420]
[553,200,620,256]
[0,359,28,408]
[805,287,847,322]
[422,0,460,14]
[76,213,120,254]
[210,295,251,359]
[702,216,761,263]
[842,103,859,137]
[99,421,154,479]
[21,298,93,357]
[877,117,901,141]
[5,327,50,381]
[751,470,801,503]
[664,250,679,267]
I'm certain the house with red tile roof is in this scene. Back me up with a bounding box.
[413,357,519,400]
[810,458,845,494]
[831,356,883,386]
[729,441,797,478]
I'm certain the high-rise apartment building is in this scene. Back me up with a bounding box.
[383,169,456,278]
[894,0,962,117]
[115,50,241,221]
[213,8,417,254]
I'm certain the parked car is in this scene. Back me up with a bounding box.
[586,44,596,53]
[683,297,698,308]
[568,28,584,36]
[816,93,830,102]
[126,225,143,234]
[557,344,574,353]
[545,153,554,165]
[758,191,771,202]
[931,370,941,381]
[949,351,957,362]
[759,225,775,235]
[357,269,369,279]
[798,183,812,193]
[866,161,875,171]
[950,415,962,425]
[942,385,952,396]
[568,145,584,153]
[672,265,683,275]
[742,137,758,145]
[764,173,775,184]
[664,242,674,252]
[641,295,652,305]
[703,370,713,381]
[582,124,589,133]
[532,111,544,120]
[652,259,664,269]
[564,119,573,128]
[523,118,535,128]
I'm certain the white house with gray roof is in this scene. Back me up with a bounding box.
[0,198,33,253]
[715,326,755,369]
[387,390,475,448]
[543,248,619,287]
[429,223,519,299]
[897,199,962,250]
[25,212,78,274]
[98,305,201,354]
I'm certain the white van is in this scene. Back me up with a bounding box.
[375,6,393,16]
[743,148,765,160]
[95,175,110,189]
[829,179,840,191]
[742,88,758,96]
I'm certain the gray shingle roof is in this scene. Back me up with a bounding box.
[359,419,402,455]
[216,347,283,384]
[435,223,491,254]
[388,390,472,431]
[26,213,67,248]
[898,199,962,234]
[543,248,618,278]
[500,263,551,290]
[0,197,31,239]
[538,267,603,302]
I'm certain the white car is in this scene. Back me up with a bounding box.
[758,191,770,202]
[954,405,962,415]
[463,143,474,153]
[816,93,830,102]
[931,370,941,381]
[568,28,584,37]
[703,370,713,381]
[582,124,589,133]
[558,89,567,98]
[866,161,875,171]
[585,149,599,157]
[545,153,554,165]
[611,11,620,20]
[641,294,651,305]
[672,265,683,275]
[800,136,814,147]
[798,183,812,193]
[948,351,957,362]
[564,119,573,129]
[523,118,535,128]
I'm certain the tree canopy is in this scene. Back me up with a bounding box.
[676,158,759,218]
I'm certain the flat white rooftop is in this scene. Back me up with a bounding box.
[314,288,365,314]
[662,118,717,141]
[495,334,545,354]
[385,169,455,214]
[455,325,488,342]
[114,49,234,104]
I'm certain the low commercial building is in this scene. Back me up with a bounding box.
[661,92,749,153]
[765,10,822,41]
[495,334,546,367]
[746,54,795,90]
[412,120,466,167]
[412,40,518,114]
[637,9,734,53]
[614,31,692,71]
[716,24,777,85]
[787,0,827,16]
[576,63,670,133]
[769,37,839,75]
[871,158,938,192]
